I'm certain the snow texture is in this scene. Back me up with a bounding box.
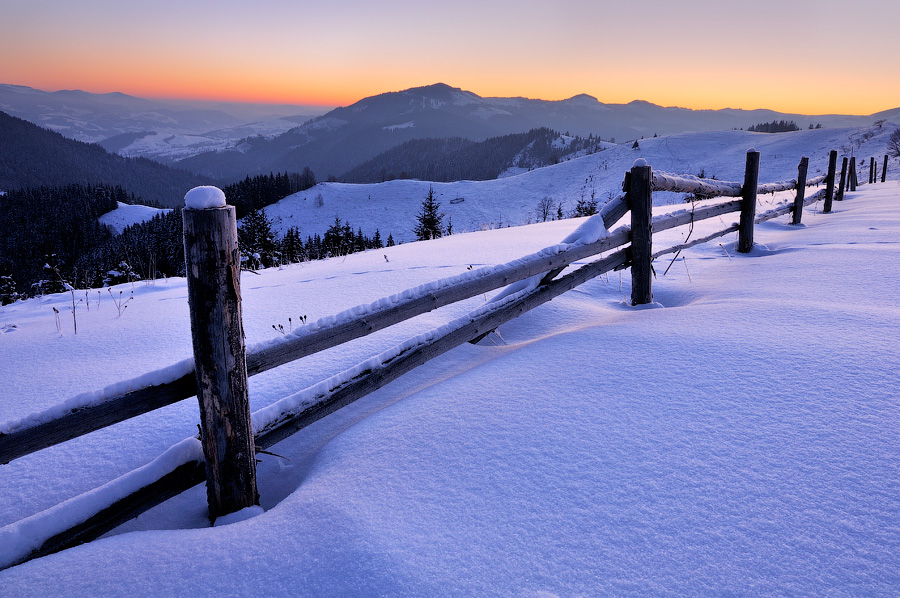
[1,127,899,596]
[184,186,226,210]
[99,202,171,234]
[259,123,898,243]
[487,212,609,304]
[0,358,194,435]
[0,438,203,570]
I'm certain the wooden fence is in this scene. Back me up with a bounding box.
[0,147,886,569]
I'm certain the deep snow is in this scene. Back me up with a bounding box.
[1,167,898,594]
[263,122,899,244]
[98,202,171,234]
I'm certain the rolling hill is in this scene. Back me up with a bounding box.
[261,120,900,244]
[0,110,212,206]
[173,83,893,183]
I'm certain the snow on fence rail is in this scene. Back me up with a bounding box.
[0,148,867,570]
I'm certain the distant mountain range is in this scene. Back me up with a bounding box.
[0,83,328,162]
[0,110,211,206]
[172,83,898,183]
[3,82,897,190]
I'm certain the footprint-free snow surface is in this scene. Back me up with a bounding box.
[1,184,899,596]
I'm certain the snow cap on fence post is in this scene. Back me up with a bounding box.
[184,186,227,210]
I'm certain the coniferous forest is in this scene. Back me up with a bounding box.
[0,110,211,207]
[0,172,391,304]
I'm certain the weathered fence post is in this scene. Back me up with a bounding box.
[183,186,259,522]
[869,157,876,184]
[792,157,809,225]
[837,157,848,202]
[849,156,858,191]
[628,160,653,305]
[883,155,889,183]
[823,150,837,213]
[738,149,760,253]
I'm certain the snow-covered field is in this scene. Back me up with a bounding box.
[1,173,898,594]
[264,123,899,243]
[99,202,171,234]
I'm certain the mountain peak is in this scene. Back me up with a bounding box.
[562,93,599,106]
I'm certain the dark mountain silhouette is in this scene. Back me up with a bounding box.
[342,128,600,183]
[0,110,211,206]
[173,83,885,183]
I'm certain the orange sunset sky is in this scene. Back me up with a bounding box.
[3,0,898,115]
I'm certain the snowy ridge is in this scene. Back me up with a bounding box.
[254,216,614,434]
[2,212,619,442]
[261,123,897,244]
[755,188,827,223]
[1,216,619,568]
[652,171,743,196]
[0,358,194,436]
[0,437,203,571]
[247,213,619,363]
[652,171,828,198]
[98,202,171,234]
[486,213,610,305]
[758,174,826,194]
[1,184,898,594]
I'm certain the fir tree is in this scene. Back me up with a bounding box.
[238,209,278,268]
[414,186,444,241]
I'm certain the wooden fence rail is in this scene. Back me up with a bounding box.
[1,149,849,570]
[0,198,629,465]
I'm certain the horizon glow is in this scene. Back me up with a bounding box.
[2,0,898,115]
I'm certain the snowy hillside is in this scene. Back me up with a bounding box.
[1,174,898,594]
[263,121,900,243]
[99,202,171,234]
[0,84,328,160]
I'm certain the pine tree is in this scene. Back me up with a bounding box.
[238,209,278,268]
[0,274,18,305]
[414,186,444,241]
[572,197,598,217]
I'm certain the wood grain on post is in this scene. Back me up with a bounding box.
[183,196,259,521]
[738,150,760,253]
[836,157,847,202]
[823,150,837,213]
[849,156,857,191]
[628,162,653,305]
[883,155,888,183]
[792,157,809,225]
[870,157,876,184]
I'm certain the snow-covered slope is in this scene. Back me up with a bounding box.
[1,176,898,594]
[0,83,328,160]
[171,82,898,183]
[99,202,171,233]
[263,122,900,243]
